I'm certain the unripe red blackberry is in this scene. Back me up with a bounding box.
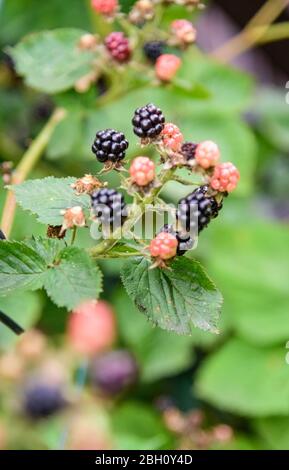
[210,162,240,193]
[149,231,178,260]
[160,224,194,255]
[91,188,127,228]
[161,122,183,152]
[155,54,181,82]
[91,0,118,16]
[23,382,67,419]
[171,19,197,46]
[195,140,220,169]
[129,156,155,186]
[105,32,131,63]
[177,185,222,233]
[132,103,165,139]
[92,129,128,163]
[68,300,116,355]
[143,41,165,63]
[129,0,155,25]
[181,141,197,162]
[90,350,138,395]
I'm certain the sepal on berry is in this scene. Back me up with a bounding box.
[71,174,105,195]
[60,206,86,234]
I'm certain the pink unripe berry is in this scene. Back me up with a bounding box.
[129,156,155,186]
[161,123,184,152]
[195,140,220,169]
[91,0,118,15]
[171,19,197,45]
[105,32,131,63]
[68,300,116,355]
[210,162,240,193]
[149,232,178,260]
[155,54,182,82]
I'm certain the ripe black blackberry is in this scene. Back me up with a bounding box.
[0,229,5,240]
[181,141,197,161]
[132,103,165,139]
[177,185,222,233]
[143,41,165,63]
[92,129,129,163]
[23,383,67,419]
[160,224,194,255]
[91,188,127,228]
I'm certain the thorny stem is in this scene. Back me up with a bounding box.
[0,108,66,237]
[211,0,289,62]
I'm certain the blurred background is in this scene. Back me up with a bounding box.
[0,0,289,450]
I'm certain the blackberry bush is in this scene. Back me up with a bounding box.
[0,0,245,342]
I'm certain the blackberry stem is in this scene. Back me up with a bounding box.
[1,108,66,237]
[89,166,177,258]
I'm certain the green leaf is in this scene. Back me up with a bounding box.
[44,247,102,309]
[26,237,62,265]
[0,0,90,44]
[0,238,101,310]
[111,402,173,450]
[12,176,90,225]
[47,112,83,160]
[10,28,96,93]
[178,51,254,113]
[255,417,289,450]
[202,214,289,346]
[0,240,48,294]
[113,288,195,382]
[253,87,289,151]
[196,338,289,417]
[0,291,43,351]
[121,257,223,335]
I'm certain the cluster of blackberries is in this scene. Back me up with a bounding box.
[132,103,165,139]
[92,129,129,163]
[91,188,127,227]
[177,185,222,234]
[23,383,67,419]
[91,103,165,166]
